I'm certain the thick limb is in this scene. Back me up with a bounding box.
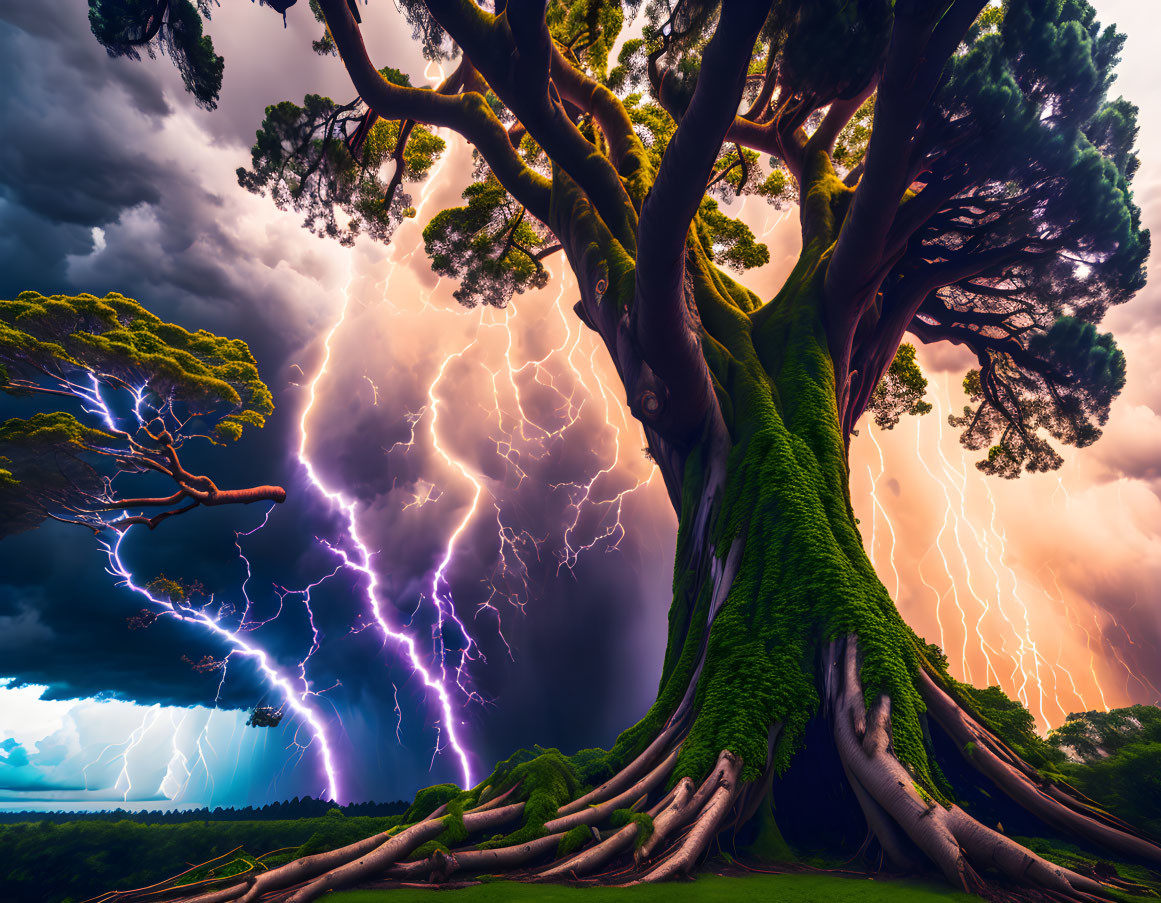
[315,0,551,224]
[633,1,771,443]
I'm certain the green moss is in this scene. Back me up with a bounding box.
[402,784,464,824]
[609,809,653,849]
[473,747,586,849]
[742,803,795,863]
[557,824,593,858]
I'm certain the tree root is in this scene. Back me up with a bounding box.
[99,633,1161,903]
[827,636,1129,902]
[536,785,682,880]
[625,750,742,884]
[917,668,1161,865]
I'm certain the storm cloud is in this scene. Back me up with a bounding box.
[1,0,1160,809]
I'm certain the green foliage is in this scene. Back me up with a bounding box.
[307,0,336,56]
[556,824,593,858]
[1050,705,1161,763]
[771,0,892,106]
[756,166,797,208]
[423,176,555,309]
[621,93,677,171]
[832,96,874,174]
[1045,705,1161,838]
[868,343,932,430]
[0,412,111,535]
[1,292,273,437]
[546,0,624,82]
[88,0,223,110]
[955,684,1063,773]
[238,90,445,248]
[0,813,404,903]
[918,0,1148,477]
[0,291,275,537]
[696,199,769,273]
[950,315,1126,477]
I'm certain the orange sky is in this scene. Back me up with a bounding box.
[277,0,1161,742]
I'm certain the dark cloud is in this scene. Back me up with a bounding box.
[0,0,675,803]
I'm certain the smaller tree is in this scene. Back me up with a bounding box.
[0,291,285,537]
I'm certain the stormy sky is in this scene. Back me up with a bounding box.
[0,0,1158,808]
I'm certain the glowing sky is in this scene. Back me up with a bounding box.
[0,0,1157,810]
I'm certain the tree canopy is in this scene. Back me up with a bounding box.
[111,0,1150,485]
[0,291,283,536]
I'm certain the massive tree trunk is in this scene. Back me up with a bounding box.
[136,242,1161,903]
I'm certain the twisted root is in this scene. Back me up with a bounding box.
[828,636,1142,902]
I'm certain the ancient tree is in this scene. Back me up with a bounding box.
[0,291,284,535]
[85,0,1154,899]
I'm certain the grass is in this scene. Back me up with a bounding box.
[332,872,980,902]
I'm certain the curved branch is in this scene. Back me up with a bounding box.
[315,0,551,225]
[804,78,878,160]
[825,1,987,340]
[548,42,647,183]
[417,0,639,250]
[633,0,771,443]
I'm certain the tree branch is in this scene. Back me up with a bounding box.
[804,77,878,160]
[315,0,551,225]
[547,41,646,186]
[633,0,771,444]
[418,0,640,250]
[825,1,987,349]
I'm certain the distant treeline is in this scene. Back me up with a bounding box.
[0,795,409,825]
[0,808,408,903]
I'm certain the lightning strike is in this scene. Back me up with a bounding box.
[102,531,342,801]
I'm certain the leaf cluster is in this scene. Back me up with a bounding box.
[904,0,1147,476]
[423,175,555,309]
[88,0,224,110]
[868,343,932,430]
[237,80,446,248]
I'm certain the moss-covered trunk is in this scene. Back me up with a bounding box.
[620,261,938,806]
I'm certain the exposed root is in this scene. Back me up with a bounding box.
[556,717,686,818]
[839,757,922,872]
[544,747,680,834]
[634,777,696,863]
[386,832,566,882]
[918,668,1161,865]
[537,786,682,880]
[280,803,525,902]
[828,636,1131,902]
[636,748,741,864]
[97,626,1161,903]
[626,750,743,884]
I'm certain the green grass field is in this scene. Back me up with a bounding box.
[332,873,979,903]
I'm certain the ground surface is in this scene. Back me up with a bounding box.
[331,872,981,902]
